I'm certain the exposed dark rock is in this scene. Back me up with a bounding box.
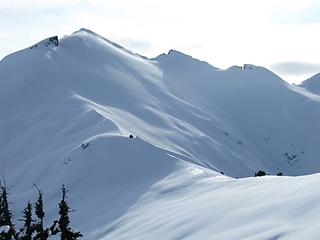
[30,36,59,49]
[255,170,266,177]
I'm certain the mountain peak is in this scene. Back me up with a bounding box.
[155,49,200,59]
[153,49,218,70]
[72,28,101,37]
[168,49,189,56]
[69,28,129,53]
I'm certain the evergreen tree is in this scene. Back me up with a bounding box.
[0,182,17,240]
[0,182,82,240]
[34,184,45,231]
[33,184,48,240]
[48,220,60,237]
[19,201,34,240]
[58,185,82,240]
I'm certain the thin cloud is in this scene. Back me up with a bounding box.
[0,32,11,39]
[119,38,152,51]
[273,3,320,24]
[271,62,320,76]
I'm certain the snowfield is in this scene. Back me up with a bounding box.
[1,29,320,239]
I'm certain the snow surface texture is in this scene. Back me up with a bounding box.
[1,29,320,239]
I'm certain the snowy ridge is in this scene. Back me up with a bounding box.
[1,29,320,239]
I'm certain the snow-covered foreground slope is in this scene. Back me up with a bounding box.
[100,172,320,240]
[1,29,320,239]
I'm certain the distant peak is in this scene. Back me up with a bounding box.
[73,28,99,36]
[30,36,59,49]
[153,49,218,70]
[168,49,186,56]
[158,49,192,58]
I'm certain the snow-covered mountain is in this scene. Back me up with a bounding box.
[1,29,320,239]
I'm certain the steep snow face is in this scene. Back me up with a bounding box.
[155,52,320,177]
[1,29,320,239]
[300,73,320,95]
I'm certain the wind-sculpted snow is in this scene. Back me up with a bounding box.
[99,172,320,240]
[1,28,320,239]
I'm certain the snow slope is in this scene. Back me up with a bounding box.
[300,73,320,95]
[99,172,320,240]
[1,29,320,239]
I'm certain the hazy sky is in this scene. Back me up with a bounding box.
[1,0,320,83]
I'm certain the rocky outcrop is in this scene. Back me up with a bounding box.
[30,36,59,49]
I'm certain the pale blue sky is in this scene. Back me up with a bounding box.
[1,0,320,83]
